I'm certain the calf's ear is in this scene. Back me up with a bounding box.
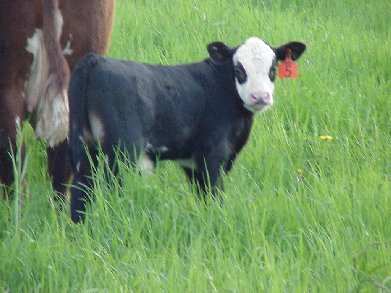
[274,42,306,61]
[207,42,235,64]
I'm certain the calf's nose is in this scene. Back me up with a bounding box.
[251,92,271,105]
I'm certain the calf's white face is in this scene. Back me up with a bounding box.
[207,37,306,113]
[233,37,276,112]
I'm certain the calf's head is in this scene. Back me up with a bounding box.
[207,37,306,112]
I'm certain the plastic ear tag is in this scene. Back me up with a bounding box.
[278,48,299,79]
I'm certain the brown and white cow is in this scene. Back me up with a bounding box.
[0,0,115,198]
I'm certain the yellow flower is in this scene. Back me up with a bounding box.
[296,168,303,175]
[320,135,333,141]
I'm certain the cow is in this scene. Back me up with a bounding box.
[0,0,115,199]
[68,37,306,222]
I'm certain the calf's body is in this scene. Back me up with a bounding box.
[69,38,306,222]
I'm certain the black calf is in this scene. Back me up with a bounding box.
[68,37,306,222]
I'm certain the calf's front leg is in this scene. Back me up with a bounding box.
[191,146,228,201]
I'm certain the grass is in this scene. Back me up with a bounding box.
[1,0,390,291]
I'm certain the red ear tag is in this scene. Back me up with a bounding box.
[278,48,299,79]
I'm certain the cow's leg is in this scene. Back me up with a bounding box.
[0,137,26,200]
[47,140,72,201]
[0,87,26,198]
[0,143,24,198]
[70,147,97,223]
[0,0,35,198]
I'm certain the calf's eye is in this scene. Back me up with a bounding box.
[234,62,247,84]
[269,66,276,82]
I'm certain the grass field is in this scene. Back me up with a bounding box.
[1,0,390,291]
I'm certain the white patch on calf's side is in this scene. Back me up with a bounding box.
[88,112,105,143]
[138,153,155,175]
[157,146,169,153]
[233,37,276,112]
[25,8,69,147]
[145,143,169,154]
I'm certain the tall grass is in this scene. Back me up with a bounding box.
[1,0,390,291]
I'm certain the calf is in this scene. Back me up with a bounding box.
[69,37,306,222]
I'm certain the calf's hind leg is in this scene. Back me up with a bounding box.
[70,131,142,223]
[70,140,122,223]
[70,147,98,223]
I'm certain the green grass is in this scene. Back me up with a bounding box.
[1,0,390,291]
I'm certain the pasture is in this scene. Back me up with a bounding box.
[1,0,390,291]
